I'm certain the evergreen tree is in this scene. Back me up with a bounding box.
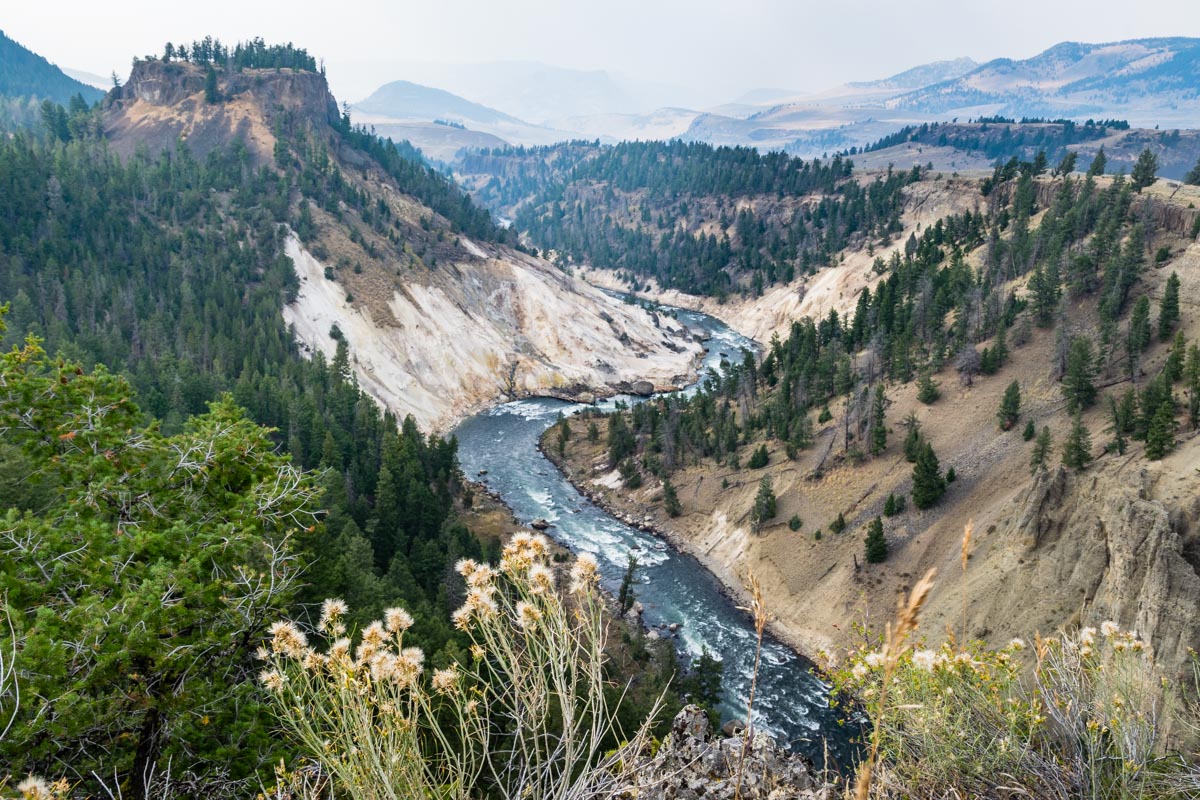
[864,516,888,563]
[883,492,897,516]
[662,476,681,517]
[1127,295,1152,379]
[998,380,1021,430]
[1022,419,1037,441]
[588,419,600,443]
[751,475,777,532]
[993,324,1009,369]
[680,648,724,728]
[608,412,636,465]
[1087,147,1107,177]
[1185,155,1200,186]
[1165,330,1186,384]
[903,413,923,462]
[556,415,571,456]
[869,383,888,456]
[204,64,220,104]
[1159,271,1181,341]
[747,443,769,469]
[618,554,639,614]
[1063,336,1098,412]
[1130,148,1159,192]
[1030,261,1061,326]
[1145,399,1176,459]
[916,371,941,404]
[830,511,847,534]
[1030,426,1053,474]
[911,441,946,509]
[1054,151,1078,177]
[1061,414,1093,471]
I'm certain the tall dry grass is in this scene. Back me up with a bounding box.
[261,534,663,800]
[831,523,1198,800]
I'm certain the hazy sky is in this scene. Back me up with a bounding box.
[6,0,1200,106]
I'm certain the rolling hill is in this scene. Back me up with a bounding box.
[0,29,104,104]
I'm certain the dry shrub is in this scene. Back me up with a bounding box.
[260,533,662,800]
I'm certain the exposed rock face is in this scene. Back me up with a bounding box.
[283,234,702,432]
[104,59,339,164]
[984,464,1200,677]
[622,706,831,800]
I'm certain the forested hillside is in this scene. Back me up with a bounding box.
[595,160,1197,500]
[0,30,103,105]
[0,53,522,793]
[459,140,918,299]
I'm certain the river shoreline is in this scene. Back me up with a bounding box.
[536,434,828,667]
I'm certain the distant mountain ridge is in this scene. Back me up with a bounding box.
[890,37,1200,126]
[849,56,979,90]
[355,80,526,126]
[0,30,104,104]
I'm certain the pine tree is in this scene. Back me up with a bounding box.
[869,383,887,456]
[903,413,923,462]
[587,420,599,443]
[1063,336,1097,412]
[1130,148,1159,192]
[1030,261,1061,326]
[618,554,639,613]
[1185,155,1200,186]
[751,475,777,532]
[1030,426,1053,474]
[864,516,888,563]
[1087,147,1107,177]
[916,371,941,404]
[662,476,681,517]
[1061,414,1093,471]
[1159,272,1181,341]
[911,441,945,509]
[998,380,1021,430]
[883,492,897,516]
[1165,330,1186,384]
[993,324,1009,368]
[1127,295,1152,379]
[204,64,221,104]
[830,511,847,534]
[747,443,769,469]
[1145,399,1175,459]
[1054,151,1078,177]
[1022,419,1036,441]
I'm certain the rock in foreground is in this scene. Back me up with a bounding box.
[622,706,832,799]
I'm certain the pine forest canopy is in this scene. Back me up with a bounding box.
[151,36,320,72]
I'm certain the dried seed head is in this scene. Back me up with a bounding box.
[384,607,414,634]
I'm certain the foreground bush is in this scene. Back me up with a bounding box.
[830,621,1198,799]
[262,535,661,800]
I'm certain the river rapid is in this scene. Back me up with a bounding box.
[453,304,857,767]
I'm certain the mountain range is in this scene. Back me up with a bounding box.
[348,38,1200,160]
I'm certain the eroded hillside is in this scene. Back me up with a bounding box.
[548,171,1200,679]
[102,59,701,431]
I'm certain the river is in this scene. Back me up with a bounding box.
[453,304,857,768]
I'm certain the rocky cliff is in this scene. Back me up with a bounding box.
[104,59,338,164]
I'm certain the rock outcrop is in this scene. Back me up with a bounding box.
[104,59,338,164]
[621,706,831,800]
[976,461,1200,678]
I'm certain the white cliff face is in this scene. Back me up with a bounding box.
[282,234,702,432]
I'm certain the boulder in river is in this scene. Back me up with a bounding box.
[631,380,655,396]
[530,518,552,530]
